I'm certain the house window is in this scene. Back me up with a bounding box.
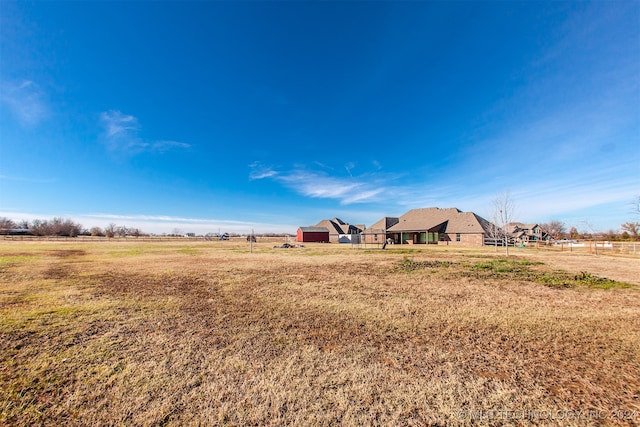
[456,233,461,242]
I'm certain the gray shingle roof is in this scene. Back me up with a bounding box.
[385,207,493,234]
[315,219,344,234]
[314,218,364,234]
[368,217,399,231]
[299,227,330,233]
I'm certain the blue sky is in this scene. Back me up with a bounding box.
[1,1,638,234]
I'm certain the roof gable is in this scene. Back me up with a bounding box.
[315,219,345,234]
[314,218,364,234]
[367,216,399,231]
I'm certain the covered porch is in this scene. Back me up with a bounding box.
[387,221,448,244]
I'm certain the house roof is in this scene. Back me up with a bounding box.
[314,218,364,234]
[507,222,538,231]
[368,216,399,231]
[299,227,329,233]
[506,222,541,237]
[315,219,344,234]
[386,207,493,234]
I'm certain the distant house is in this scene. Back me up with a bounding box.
[363,207,495,246]
[507,223,547,244]
[0,228,31,236]
[314,218,364,243]
[297,227,330,243]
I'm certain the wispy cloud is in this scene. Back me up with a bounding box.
[249,162,391,205]
[99,110,190,154]
[101,110,139,138]
[83,213,256,226]
[152,140,191,153]
[344,162,355,177]
[279,171,364,199]
[248,162,279,180]
[0,80,48,127]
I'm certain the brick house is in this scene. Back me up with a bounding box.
[363,207,495,246]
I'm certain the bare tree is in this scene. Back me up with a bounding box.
[492,191,515,255]
[90,226,104,237]
[105,223,116,238]
[541,220,566,240]
[0,217,16,231]
[25,218,81,237]
[486,215,502,252]
[569,226,579,239]
[619,197,640,241]
[621,222,640,241]
[115,226,128,238]
[50,217,82,237]
[30,219,46,236]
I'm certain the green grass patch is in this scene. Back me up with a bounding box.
[384,249,422,254]
[394,257,633,289]
[0,254,39,266]
[108,249,143,256]
[178,247,199,255]
[1,306,89,330]
[362,248,427,255]
[537,271,634,289]
[396,257,453,272]
[471,258,542,273]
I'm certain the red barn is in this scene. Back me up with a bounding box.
[297,227,330,243]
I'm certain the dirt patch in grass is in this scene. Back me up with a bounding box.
[1,241,639,425]
[47,249,87,258]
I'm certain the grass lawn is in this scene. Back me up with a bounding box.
[1,239,639,425]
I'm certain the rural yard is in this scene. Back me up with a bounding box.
[1,239,639,426]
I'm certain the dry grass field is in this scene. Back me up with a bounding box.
[1,239,639,426]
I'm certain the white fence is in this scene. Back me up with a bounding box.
[530,241,640,255]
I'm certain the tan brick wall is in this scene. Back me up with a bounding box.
[362,230,387,244]
[440,233,485,246]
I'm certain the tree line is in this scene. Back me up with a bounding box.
[0,217,147,238]
[540,220,639,241]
